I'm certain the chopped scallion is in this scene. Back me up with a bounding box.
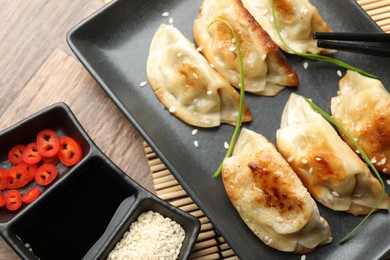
[208,20,245,178]
[304,97,385,243]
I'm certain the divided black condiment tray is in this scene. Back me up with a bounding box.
[0,103,200,259]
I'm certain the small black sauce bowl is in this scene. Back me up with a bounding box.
[0,103,200,260]
[84,194,200,260]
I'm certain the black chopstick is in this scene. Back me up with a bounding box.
[314,32,390,42]
[317,40,390,57]
[314,32,390,57]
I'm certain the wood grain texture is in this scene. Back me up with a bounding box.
[0,1,153,258]
[0,47,154,260]
[0,0,103,112]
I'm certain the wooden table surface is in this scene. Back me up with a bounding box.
[0,1,153,258]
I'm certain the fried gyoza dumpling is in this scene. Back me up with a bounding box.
[222,128,332,253]
[241,0,334,54]
[331,70,390,175]
[277,93,390,215]
[193,0,298,96]
[147,24,252,128]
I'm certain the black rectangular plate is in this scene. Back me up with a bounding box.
[68,1,390,259]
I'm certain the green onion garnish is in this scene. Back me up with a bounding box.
[269,0,378,79]
[208,20,246,178]
[304,97,385,243]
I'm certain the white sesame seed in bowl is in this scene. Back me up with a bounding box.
[107,211,185,260]
[84,197,200,260]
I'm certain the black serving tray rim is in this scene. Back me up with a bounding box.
[66,0,390,259]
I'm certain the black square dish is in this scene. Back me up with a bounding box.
[84,195,200,260]
[0,103,92,224]
[0,103,200,259]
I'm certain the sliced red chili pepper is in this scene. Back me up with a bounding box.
[42,155,59,166]
[6,164,31,189]
[0,191,5,207]
[8,144,26,165]
[35,164,58,186]
[22,142,42,165]
[22,187,41,204]
[57,136,83,166]
[18,163,38,183]
[36,129,60,157]
[0,168,8,191]
[5,190,22,211]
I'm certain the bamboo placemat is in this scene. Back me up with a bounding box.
[145,1,390,259]
[144,143,238,260]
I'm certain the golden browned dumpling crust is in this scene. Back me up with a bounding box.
[222,128,332,253]
[193,0,298,96]
[242,0,334,54]
[277,93,390,215]
[331,70,390,175]
[147,24,252,128]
